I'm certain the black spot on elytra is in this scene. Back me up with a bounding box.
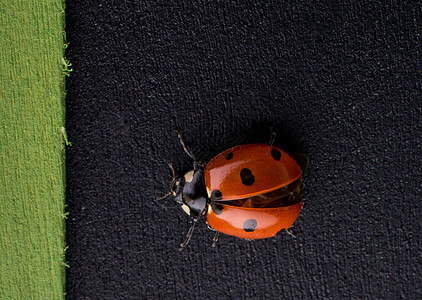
[211,203,224,215]
[211,189,222,199]
[271,148,282,161]
[240,168,255,186]
[225,152,233,160]
[243,219,257,232]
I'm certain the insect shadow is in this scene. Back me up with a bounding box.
[187,119,305,165]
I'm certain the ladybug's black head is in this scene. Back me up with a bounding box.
[171,169,208,217]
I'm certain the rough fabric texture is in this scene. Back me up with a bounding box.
[65,1,421,299]
[0,1,67,299]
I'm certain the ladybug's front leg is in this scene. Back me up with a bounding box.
[176,130,205,170]
[176,130,196,159]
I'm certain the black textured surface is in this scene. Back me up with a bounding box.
[65,1,422,299]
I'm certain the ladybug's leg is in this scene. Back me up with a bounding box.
[193,161,206,170]
[176,130,197,161]
[179,214,201,251]
[176,131,205,170]
[269,127,276,146]
[211,231,220,247]
[286,228,296,238]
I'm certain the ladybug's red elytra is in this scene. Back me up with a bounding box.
[167,131,306,250]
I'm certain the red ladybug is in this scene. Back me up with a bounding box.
[166,131,306,250]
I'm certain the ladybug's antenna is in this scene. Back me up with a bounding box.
[179,215,201,251]
[168,163,176,179]
[155,163,176,202]
[156,191,172,200]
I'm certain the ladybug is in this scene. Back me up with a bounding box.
[165,130,307,250]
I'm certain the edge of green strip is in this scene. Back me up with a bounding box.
[1,1,69,298]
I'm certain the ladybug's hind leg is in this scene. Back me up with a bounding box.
[286,228,296,238]
[211,231,220,247]
[269,127,276,146]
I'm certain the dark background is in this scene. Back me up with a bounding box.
[65,1,421,299]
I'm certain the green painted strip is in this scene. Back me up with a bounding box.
[0,1,67,299]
